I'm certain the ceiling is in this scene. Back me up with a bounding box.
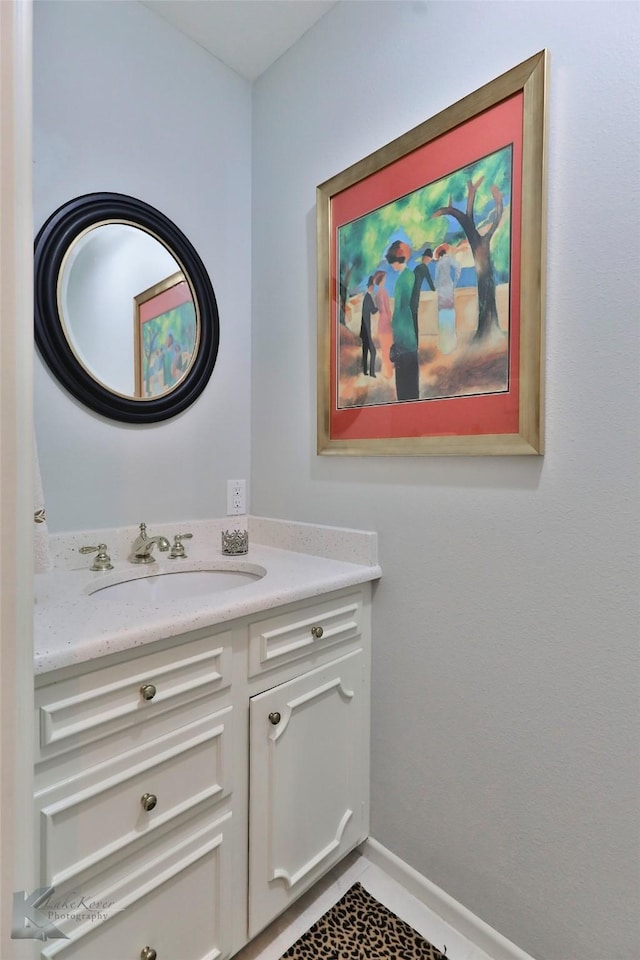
[141,0,337,81]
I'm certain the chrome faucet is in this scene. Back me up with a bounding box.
[130,523,170,564]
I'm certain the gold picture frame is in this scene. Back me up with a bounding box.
[317,51,547,456]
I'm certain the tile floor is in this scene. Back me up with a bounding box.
[234,849,494,960]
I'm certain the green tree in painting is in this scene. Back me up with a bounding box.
[338,214,385,325]
[430,147,510,340]
[338,195,423,323]
[338,145,511,339]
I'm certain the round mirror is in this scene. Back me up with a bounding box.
[35,193,220,423]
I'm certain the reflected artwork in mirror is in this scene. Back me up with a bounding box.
[35,193,220,423]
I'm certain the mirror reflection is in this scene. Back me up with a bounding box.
[59,223,199,399]
[35,191,220,424]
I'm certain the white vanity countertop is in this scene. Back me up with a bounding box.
[34,517,381,676]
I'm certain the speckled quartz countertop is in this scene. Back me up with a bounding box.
[34,516,381,676]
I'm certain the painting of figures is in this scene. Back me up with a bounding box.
[134,272,198,398]
[337,145,512,410]
[317,51,546,455]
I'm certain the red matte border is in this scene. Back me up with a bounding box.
[329,92,523,442]
[140,279,191,324]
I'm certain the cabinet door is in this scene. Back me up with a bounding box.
[249,649,366,937]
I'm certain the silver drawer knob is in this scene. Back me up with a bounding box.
[140,683,157,701]
[311,625,324,639]
[141,948,157,960]
[268,712,281,725]
[141,793,157,812]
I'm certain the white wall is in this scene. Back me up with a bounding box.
[33,0,252,531]
[251,3,640,959]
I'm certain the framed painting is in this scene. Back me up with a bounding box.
[134,271,198,398]
[317,51,547,456]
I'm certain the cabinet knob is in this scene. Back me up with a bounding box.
[141,793,157,812]
[311,625,324,639]
[268,712,281,725]
[140,683,157,701]
[140,948,157,960]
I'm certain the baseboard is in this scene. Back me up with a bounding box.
[361,837,538,960]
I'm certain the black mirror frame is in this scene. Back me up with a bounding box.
[34,192,220,423]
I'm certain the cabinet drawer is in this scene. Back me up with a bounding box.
[36,629,232,763]
[39,706,232,886]
[40,812,232,960]
[248,593,362,676]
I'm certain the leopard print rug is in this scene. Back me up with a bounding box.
[279,882,447,959]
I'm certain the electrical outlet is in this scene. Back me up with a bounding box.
[227,479,247,515]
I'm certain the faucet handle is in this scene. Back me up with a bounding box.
[168,533,193,560]
[79,543,114,571]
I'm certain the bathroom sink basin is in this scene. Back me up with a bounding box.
[89,566,264,603]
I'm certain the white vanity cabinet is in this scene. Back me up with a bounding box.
[33,628,236,960]
[32,583,372,959]
[246,592,369,938]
